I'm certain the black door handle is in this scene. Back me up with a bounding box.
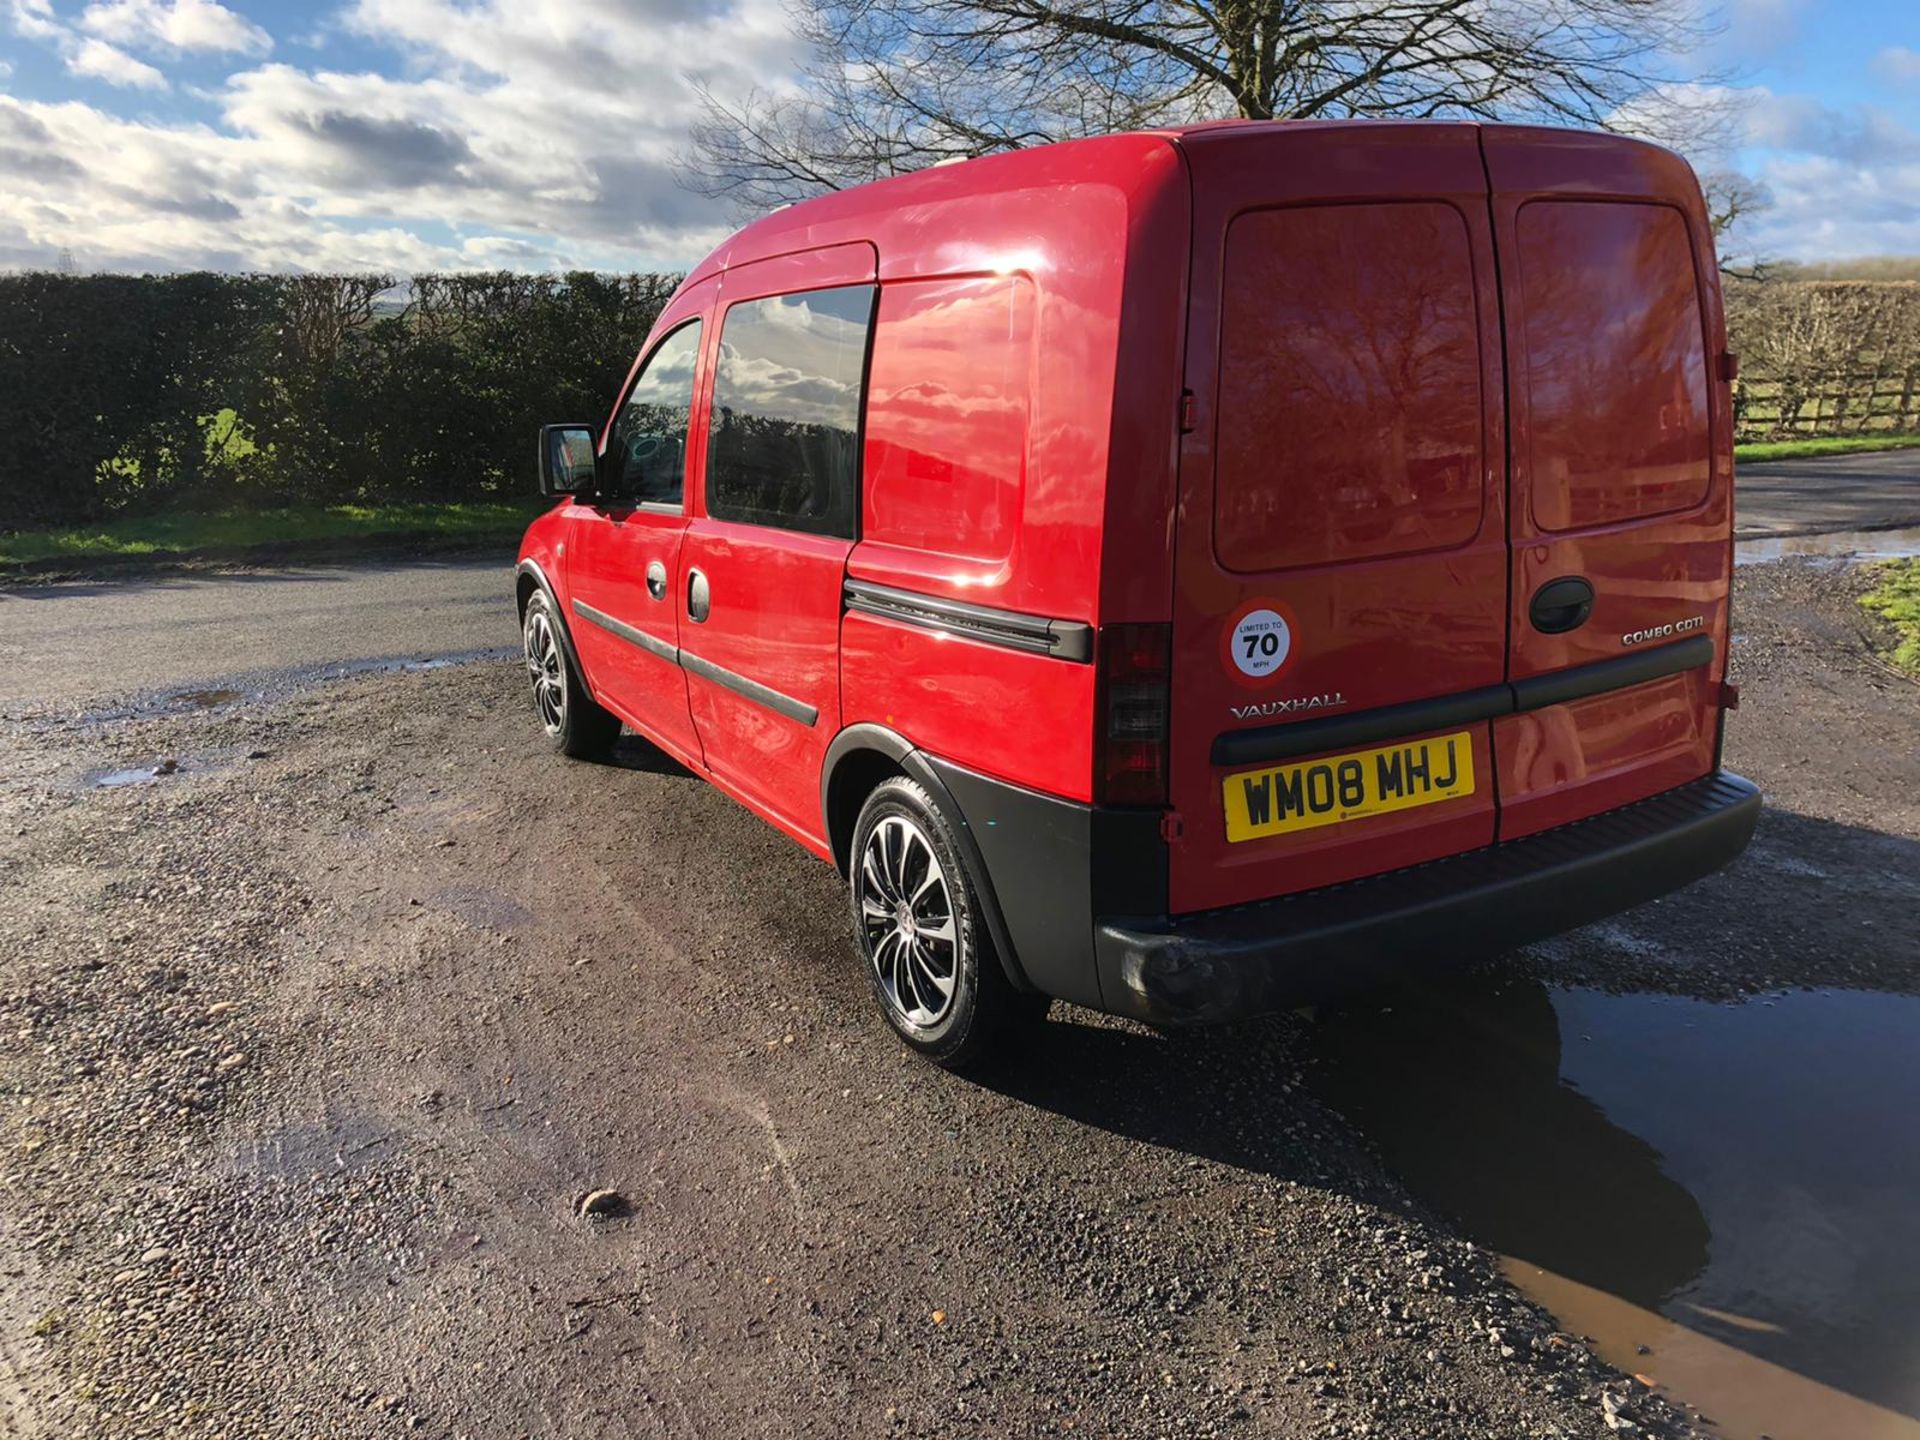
[645,560,667,600]
[687,567,710,623]
[1530,576,1594,634]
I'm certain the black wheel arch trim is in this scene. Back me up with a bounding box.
[821,725,1037,995]
[516,559,595,702]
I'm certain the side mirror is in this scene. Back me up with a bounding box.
[538,423,599,496]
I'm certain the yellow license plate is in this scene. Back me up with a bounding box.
[1223,731,1475,842]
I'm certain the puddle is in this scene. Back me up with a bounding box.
[170,687,243,709]
[1309,978,1920,1440]
[1736,525,1920,565]
[78,748,254,790]
[86,762,175,788]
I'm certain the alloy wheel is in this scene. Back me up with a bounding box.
[858,814,960,1030]
[524,610,566,734]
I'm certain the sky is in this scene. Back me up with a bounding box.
[0,0,1914,275]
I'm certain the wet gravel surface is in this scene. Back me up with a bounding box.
[0,559,1913,1438]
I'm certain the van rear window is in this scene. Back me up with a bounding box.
[1516,201,1710,532]
[862,275,1034,563]
[706,284,877,539]
[1213,202,1485,574]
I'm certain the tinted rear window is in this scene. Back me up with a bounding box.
[706,285,876,538]
[1516,201,1710,532]
[1213,202,1486,573]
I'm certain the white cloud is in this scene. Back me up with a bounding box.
[68,35,166,87]
[80,0,270,56]
[1873,47,1920,86]
[0,0,805,273]
[1734,89,1920,259]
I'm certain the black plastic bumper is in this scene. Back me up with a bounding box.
[1096,771,1762,1026]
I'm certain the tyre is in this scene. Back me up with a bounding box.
[522,590,620,759]
[848,776,1046,1068]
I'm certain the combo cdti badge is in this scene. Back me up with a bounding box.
[516,120,1762,1068]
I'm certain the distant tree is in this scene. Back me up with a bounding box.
[685,0,1729,212]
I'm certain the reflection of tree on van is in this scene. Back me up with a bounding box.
[708,408,859,532]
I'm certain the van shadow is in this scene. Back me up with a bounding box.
[595,731,698,778]
[989,974,1712,1312]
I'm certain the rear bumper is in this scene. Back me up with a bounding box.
[1095,771,1761,1026]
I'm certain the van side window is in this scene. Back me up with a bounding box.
[706,285,876,538]
[607,320,702,508]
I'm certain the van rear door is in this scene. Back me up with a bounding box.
[1482,128,1734,839]
[1167,124,1510,915]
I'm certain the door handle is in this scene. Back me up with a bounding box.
[687,567,711,623]
[1530,576,1595,634]
[645,560,667,600]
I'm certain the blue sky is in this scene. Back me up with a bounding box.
[0,0,1914,273]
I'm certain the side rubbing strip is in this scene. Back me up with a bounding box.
[1511,634,1713,712]
[679,651,819,727]
[844,579,1093,662]
[1213,637,1714,767]
[573,599,678,665]
[574,598,817,727]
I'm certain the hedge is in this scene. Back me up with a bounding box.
[0,271,678,533]
[4,270,1916,534]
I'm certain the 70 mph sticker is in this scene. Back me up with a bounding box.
[1225,601,1295,683]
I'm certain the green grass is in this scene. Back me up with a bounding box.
[1859,559,1920,677]
[0,500,545,568]
[1735,433,1920,463]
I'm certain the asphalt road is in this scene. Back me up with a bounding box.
[0,558,513,714]
[1734,448,1920,539]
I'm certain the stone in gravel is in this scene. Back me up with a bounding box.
[578,1189,624,1217]
[140,1248,170,1265]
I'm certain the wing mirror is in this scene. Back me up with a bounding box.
[538,423,599,496]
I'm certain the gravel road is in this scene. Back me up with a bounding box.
[0,558,1914,1439]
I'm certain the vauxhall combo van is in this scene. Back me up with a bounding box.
[518,120,1762,1067]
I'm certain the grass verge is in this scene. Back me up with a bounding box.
[1859,558,1920,677]
[0,501,544,570]
[1736,433,1920,464]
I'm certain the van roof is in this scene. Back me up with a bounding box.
[683,120,1687,288]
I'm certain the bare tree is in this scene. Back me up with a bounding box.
[684,0,1728,212]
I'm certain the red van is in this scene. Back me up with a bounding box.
[517,120,1760,1067]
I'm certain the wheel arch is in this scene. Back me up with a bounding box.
[821,724,1036,994]
[515,558,594,701]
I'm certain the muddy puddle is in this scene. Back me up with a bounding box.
[1310,977,1920,1440]
[1736,525,1920,565]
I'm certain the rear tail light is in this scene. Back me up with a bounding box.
[1096,622,1170,806]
